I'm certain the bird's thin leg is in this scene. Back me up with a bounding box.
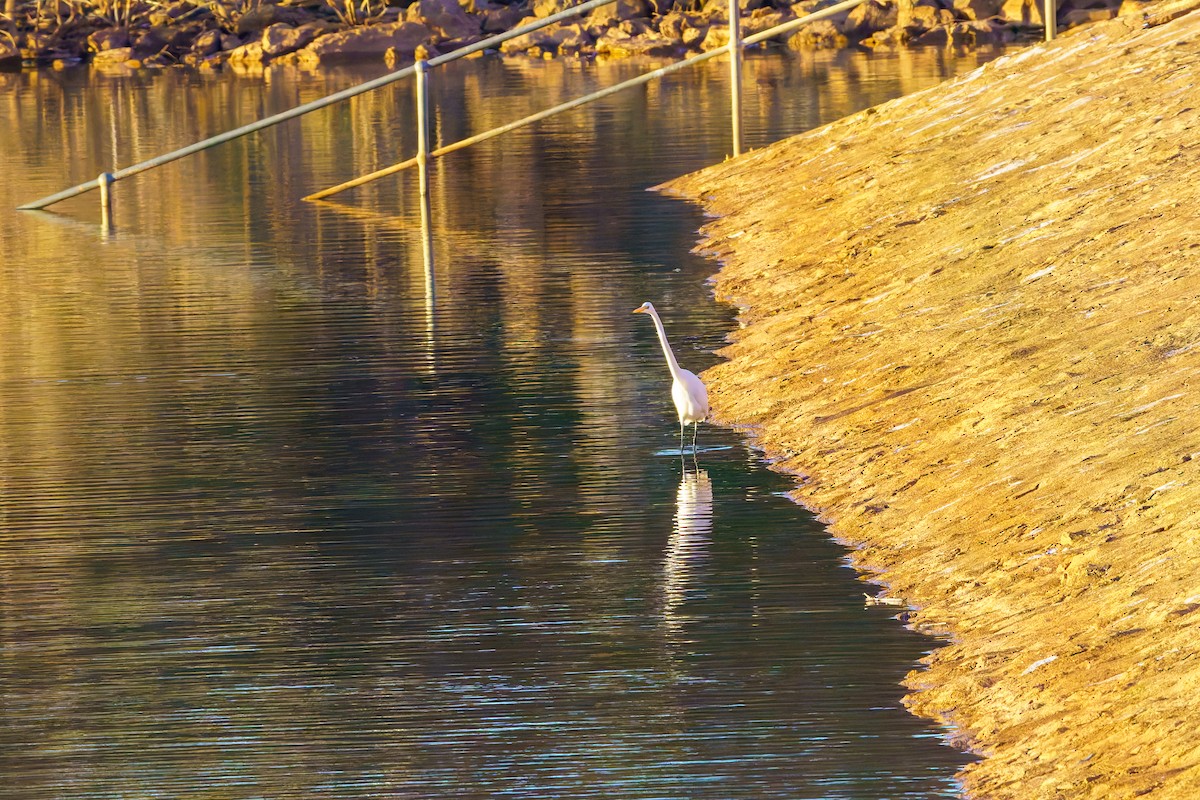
[679,423,685,456]
[691,422,699,454]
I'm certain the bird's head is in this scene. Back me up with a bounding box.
[632,302,653,315]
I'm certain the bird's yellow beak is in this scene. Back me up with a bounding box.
[632,307,646,314]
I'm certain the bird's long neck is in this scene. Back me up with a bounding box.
[647,307,684,380]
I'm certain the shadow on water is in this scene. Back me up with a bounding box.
[0,48,1004,798]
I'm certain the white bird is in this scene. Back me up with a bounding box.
[633,301,709,453]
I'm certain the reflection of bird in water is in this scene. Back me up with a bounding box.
[663,468,713,636]
[633,302,709,454]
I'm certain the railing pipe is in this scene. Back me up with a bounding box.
[305,0,870,201]
[97,172,113,224]
[22,0,871,214]
[1044,0,1056,39]
[308,44,738,201]
[728,0,744,157]
[415,59,435,273]
[16,0,622,212]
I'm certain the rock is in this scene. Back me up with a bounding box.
[948,19,987,41]
[744,7,794,36]
[227,40,265,64]
[911,22,951,42]
[91,45,134,67]
[498,21,590,54]
[227,56,264,75]
[220,33,242,50]
[147,3,192,24]
[86,28,130,52]
[841,0,897,36]
[406,0,482,39]
[235,5,283,35]
[261,22,318,56]
[655,9,688,38]
[296,21,434,64]
[986,18,1025,40]
[700,0,765,18]
[999,0,1044,26]
[235,6,273,35]
[440,32,488,50]
[617,16,653,34]
[595,28,681,55]
[699,23,728,49]
[482,3,530,33]
[861,22,908,44]
[130,27,170,56]
[530,0,565,18]
[233,4,315,35]
[585,0,653,30]
[952,0,1005,18]
[1117,0,1153,14]
[786,18,849,47]
[191,29,223,56]
[682,21,709,47]
[976,16,1021,39]
[555,24,594,53]
[909,4,956,28]
[1061,6,1115,25]
[170,22,210,50]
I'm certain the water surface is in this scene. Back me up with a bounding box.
[0,48,1006,798]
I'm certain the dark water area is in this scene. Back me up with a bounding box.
[0,47,1010,798]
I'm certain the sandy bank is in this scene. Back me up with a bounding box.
[665,2,1200,796]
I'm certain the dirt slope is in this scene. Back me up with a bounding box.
[665,3,1200,797]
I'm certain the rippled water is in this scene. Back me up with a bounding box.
[0,47,1007,798]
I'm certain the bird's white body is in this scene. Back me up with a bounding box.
[634,301,709,451]
[671,369,708,426]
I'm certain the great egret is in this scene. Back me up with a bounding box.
[633,301,709,453]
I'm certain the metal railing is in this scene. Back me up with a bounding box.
[15,0,621,213]
[303,0,874,202]
[18,0,1059,220]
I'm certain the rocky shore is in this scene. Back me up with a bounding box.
[0,0,1143,72]
[664,0,1200,796]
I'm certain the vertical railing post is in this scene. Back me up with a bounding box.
[415,58,435,275]
[98,172,114,228]
[1044,0,1056,39]
[728,0,743,157]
